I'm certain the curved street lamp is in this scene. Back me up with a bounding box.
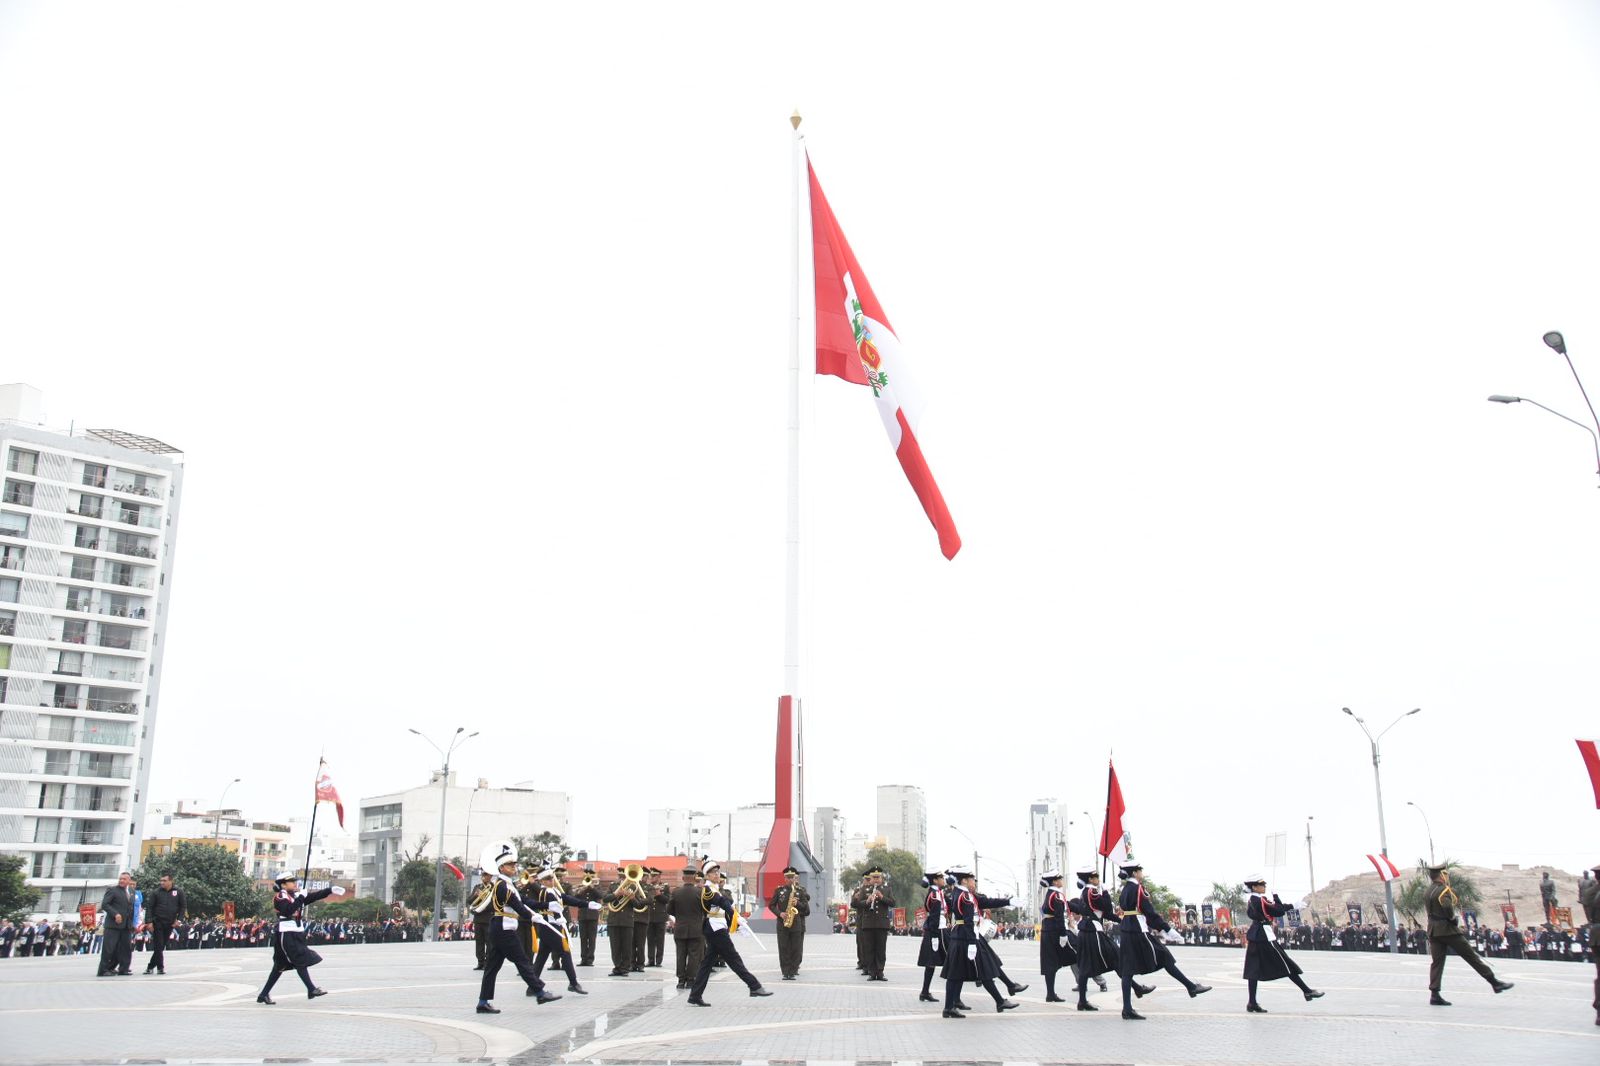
[1342,706,1420,954]
[214,777,241,844]
[1487,395,1600,483]
[1406,801,1435,866]
[949,823,980,885]
[408,726,478,942]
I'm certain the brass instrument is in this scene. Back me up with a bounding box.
[782,886,800,928]
[605,863,644,913]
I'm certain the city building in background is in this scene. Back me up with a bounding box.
[647,802,804,863]
[875,784,927,863]
[287,813,359,884]
[811,805,845,901]
[139,799,293,883]
[357,773,571,903]
[1026,798,1069,908]
[0,384,184,920]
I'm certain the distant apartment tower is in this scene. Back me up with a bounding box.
[1027,799,1069,907]
[876,784,927,864]
[648,803,788,862]
[0,384,184,919]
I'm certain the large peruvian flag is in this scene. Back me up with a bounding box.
[1578,739,1600,808]
[808,159,961,560]
[1366,853,1402,882]
[1098,760,1129,867]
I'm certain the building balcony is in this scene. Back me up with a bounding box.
[84,698,138,715]
[64,504,103,520]
[6,455,37,476]
[73,727,135,748]
[2,486,34,507]
[92,632,146,653]
[0,556,23,571]
[62,862,119,879]
[107,542,156,560]
[114,510,160,529]
[97,604,148,620]
[33,829,117,846]
[111,484,161,500]
[74,763,131,780]
[0,619,13,636]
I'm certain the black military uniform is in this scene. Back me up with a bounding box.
[916,870,947,1003]
[647,869,670,967]
[629,868,651,971]
[1424,864,1512,1005]
[574,867,603,966]
[530,869,592,995]
[769,865,810,980]
[144,875,186,975]
[1241,878,1321,1012]
[687,859,772,1005]
[474,842,561,1013]
[851,867,895,980]
[603,869,641,976]
[468,872,493,969]
[1116,862,1211,1020]
[1581,865,1600,1027]
[938,866,1016,1017]
[1037,871,1079,1003]
[1073,869,1117,1008]
[257,872,339,1003]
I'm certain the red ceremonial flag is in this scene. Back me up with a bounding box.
[1366,853,1401,882]
[1578,739,1600,808]
[1099,761,1127,862]
[314,760,345,828]
[809,158,961,560]
[444,860,464,881]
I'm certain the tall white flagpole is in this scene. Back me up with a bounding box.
[786,110,803,699]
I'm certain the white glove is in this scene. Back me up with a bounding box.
[330,886,346,897]
[967,944,977,960]
[1059,935,1069,947]
[587,902,602,910]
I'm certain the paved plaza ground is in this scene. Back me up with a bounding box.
[1,934,1595,1065]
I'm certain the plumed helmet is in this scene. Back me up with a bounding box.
[480,840,517,873]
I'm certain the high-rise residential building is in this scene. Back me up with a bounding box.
[875,784,927,863]
[1027,798,1069,909]
[0,385,184,920]
[647,803,796,863]
[357,773,571,904]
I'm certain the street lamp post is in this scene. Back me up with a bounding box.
[1342,706,1420,955]
[408,726,478,942]
[1305,815,1317,948]
[1081,811,1100,869]
[461,786,481,914]
[949,824,980,885]
[213,777,241,844]
[1487,395,1600,483]
[1406,801,1435,865]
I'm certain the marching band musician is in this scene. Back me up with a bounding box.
[852,874,869,974]
[668,865,706,990]
[1242,877,1322,1013]
[1037,870,1079,1003]
[574,865,603,967]
[530,867,598,995]
[1116,862,1210,1020]
[474,841,562,1014]
[686,859,774,1006]
[939,865,1017,1018]
[648,868,671,968]
[1073,867,1116,1009]
[468,870,493,971]
[630,867,652,972]
[851,866,895,981]
[768,865,810,981]
[916,868,948,1004]
[256,871,344,1004]
[603,867,640,977]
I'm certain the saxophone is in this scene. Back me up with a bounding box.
[782,887,799,928]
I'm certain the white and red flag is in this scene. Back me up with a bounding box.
[1577,739,1600,809]
[808,159,961,560]
[1098,760,1129,868]
[315,760,345,829]
[1366,853,1401,882]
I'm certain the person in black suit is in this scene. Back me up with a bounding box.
[687,859,772,1006]
[1241,877,1322,1012]
[1116,862,1211,1020]
[144,873,186,975]
[98,871,135,976]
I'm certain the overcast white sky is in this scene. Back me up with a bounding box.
[3,1,1599,905]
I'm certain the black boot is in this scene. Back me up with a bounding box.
[1430,992,1451,1006]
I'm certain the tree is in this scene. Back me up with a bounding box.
[839,847,935,911]
[131,841,268,919]
[0,854,41,921]
[1396,858,1481,923]
[513,832,572,870]
[1142,876,1182,919]
[315,896,390,922]
[391,857,437,914]
[1206,880,1246,921]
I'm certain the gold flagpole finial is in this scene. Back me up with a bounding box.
[790,110,802,130]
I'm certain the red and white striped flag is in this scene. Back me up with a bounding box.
[1578,739,1600,808]
[809,158,961,560]
[1366,853,1401,882]
[314,760,345,829]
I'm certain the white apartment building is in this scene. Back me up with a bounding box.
[287,813,359,884]
[875,784,927,864]
[0,385,183,920]
[647,803,825,864]
[1027,798,1070,906]
[358,773,571,903]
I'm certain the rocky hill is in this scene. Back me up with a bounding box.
[1298,862,1587,928]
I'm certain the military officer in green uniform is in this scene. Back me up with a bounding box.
[769,866,811,980]
[574,867,603,967]
[1579,863,1600,1027]
[851,867,894,980]
[1424,864,1513,1005]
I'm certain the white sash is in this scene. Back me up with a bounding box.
[707,914,728,933]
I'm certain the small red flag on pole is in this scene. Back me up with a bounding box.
[1577,739,1600,808]
[444,860,464,881]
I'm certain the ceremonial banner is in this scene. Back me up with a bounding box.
[809,159,961,559]
[1216,906,1232,930]
[1185,905,1199,925]
[77,903,96,930]
[836,904,849,927]
[1168,906,1182,924]
[223,901,235,922]
[1346,902,1362,925]
[1201,903,1214,924]
[1554,906,1573,931]
[1500,902,1517,928]
[892,907,907,930]
[914,908,927,927]
[315,760,346,828]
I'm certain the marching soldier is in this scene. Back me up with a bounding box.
[530,867,597,995]
[851,874,869,973]
[851,867,894,981]
[1579,863,1599,1027]
[769,865,810,980]
[1116,862,1211,1020]
[472,841,562,1014]
[257,871,344,1004]
[1072,868,1116,1009]
[917,868,948,1003]
[603,867,641,977]
[468,870,493,971]
[1242,877,1322,1012]
[648,868,671,967]
[630,867,652,972]
[1424,863,1513,1005]
[574,866,602,966]
[687,859,773,1005]
[1037,870,1079,1003]
[668,864,706,990]
[939,865,1017,1017]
